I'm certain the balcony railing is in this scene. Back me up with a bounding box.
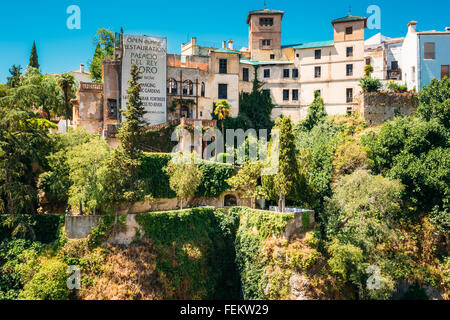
[387,69,402,80]
[80,82,103,92]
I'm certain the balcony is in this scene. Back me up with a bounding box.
[387,69,402,80]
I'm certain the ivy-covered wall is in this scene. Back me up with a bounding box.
[230,207,295,300]
[136,207,240,300]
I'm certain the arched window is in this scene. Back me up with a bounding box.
[168,78,177,94]
[201,82,205,97]
[183,80,194,96]
[224,194,237,207]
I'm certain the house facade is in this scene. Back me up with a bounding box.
[402,21,450,91]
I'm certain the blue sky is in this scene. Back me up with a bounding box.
[1,0,449,82]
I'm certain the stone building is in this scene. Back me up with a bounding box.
[72,8,370,135]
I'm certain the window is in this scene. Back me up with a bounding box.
[391,61,399,70]
[262,39,271,46]
[442,65,450,79]
[315,66,321,78]
[283,89,290,101]
[243,68,249,82]
[219,59,228,74]
[107,99,117,119]
[315,49,321,60]
[346,47,353,57]
[283,69,290,78]
[263,89,271,97]
[292,68,299,78]
[292,89,299,101]
[168,78,177,94]
[346,27,353,35]
[424,42,435,60]
[201,82,205,97]
[218,84,228,99]
[296,53,300,58]
[264,69,270,78]
[346,64,353,76]
[270,54,275,60]
[366,58,371,65]
[346,88,353,103]
[182,80,193,95]
[259,17,274,26]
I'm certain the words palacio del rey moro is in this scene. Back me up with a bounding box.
[71,7,450,137]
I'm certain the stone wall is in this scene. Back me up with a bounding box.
[356,92,418,126]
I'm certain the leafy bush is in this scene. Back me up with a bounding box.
[418,77,450,128]
[359,76,382,93]
[18,257,69,300]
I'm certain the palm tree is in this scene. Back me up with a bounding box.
[57,73,76,128]
[214,99,231,149]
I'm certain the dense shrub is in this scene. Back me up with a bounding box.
[140,153,233,200]
[359,76,382,93]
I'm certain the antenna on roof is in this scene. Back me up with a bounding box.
[264,0,267,9]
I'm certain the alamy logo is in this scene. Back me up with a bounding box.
[66,5,81,30]
[67,265,81,290]
[366,265,381,290]
[367,5,381,30]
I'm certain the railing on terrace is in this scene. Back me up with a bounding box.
[80,82,103,92]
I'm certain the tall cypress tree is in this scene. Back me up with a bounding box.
[117,63,147,156]
[273,116,299,212]
[29,41,40,70]
[89,44,104,83]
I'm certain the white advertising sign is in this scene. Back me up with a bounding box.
[121,34,167,125]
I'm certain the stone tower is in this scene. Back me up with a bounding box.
[247,8,284,61]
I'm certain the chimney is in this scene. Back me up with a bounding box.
[191,37,197,46]
[227,40,234,50]
[408,21,418,32]
[222,41,227,49]
[80,64,85,73]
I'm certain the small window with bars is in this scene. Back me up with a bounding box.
[264,69,270,78]
[292,89,299,101]
[315,66,321,78]
[219,59,228,74]
[346,47,353,57]
[346,88,353,103]
[218,84,228,99]
[292,69,299,78]
[346,64,353,76]
[243,68,249,82]
[283,89,290,101]
[283,69,290,78]
[315,49,321,60]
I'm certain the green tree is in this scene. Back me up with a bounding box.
[56,73,76,127]
[89,29,115,83]
[103,64,147,206]
[6,65,22,88]
[273,116,298,212]
[165,153,203,209]
[226,161,263,209]
[29,41,40,70]
[67,137,110,215]
[302,90,326,131]
[417,77,450,128]
[238,66,275,131]
[117,63,147,154]
[359,76,382,93]
[214,99,231,147]
[324,170,404,299]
